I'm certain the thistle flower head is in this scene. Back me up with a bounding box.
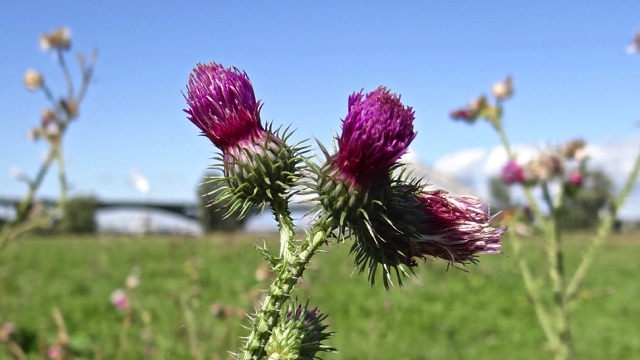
[315,87,415,230]
[415,190,504,265]
[333,86,416,186]
[501,160,526,185]
[23,69,44,91]
[491,76,514,100]
[568,172,583,187]
[40,27,71,51]
[450,107,476,123]
[184,62,264,151]
[527,152,564,182]
[185,62,303,217]
[110,289,130,311]
[265,301,335,360]
[450,96,489,124]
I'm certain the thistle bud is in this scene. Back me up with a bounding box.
[184,62,300,216]
[501,160,526,185]
[563,171,584,197]
[568,172,583,187]
[265,301,335,360]
[316,86,415,226]
[23,69,44,91]
[40,27,71,51]
[491,76,513,100]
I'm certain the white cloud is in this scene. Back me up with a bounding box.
[129,169,150,194]
[432,147,487,178]
[586,139,640,186]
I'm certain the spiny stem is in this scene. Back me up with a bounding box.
[238,228,326,360]
[272,197,295,260]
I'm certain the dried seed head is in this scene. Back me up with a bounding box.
[23,69,44,91]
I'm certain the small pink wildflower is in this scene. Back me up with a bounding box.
[110,289,130,311]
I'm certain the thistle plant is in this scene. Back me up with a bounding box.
[0,27,97,250]
[450,75,640,360]
[184,62,506,359]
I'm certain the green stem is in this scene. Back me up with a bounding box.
[272,197,295,260]
[14,148,57,224]
[565,147,640,302]
[508,230,560,349]
[238,228,326,360]
[543,183,572,360]
[57,49,75,100]
[495,118,572,359]
[55,145,68,208]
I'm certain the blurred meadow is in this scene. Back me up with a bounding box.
[2,232,640,359]
[3,2,640,360]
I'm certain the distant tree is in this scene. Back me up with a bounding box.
[198,173,247,232]
[559,170,614,230]
[58,196,99,233]
[488,176,513,213]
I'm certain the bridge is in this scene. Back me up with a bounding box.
[0,198,200,220]
[0,197,315,222]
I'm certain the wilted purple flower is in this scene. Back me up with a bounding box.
[416,190,504,265]
[450,107,475,122]
[110,289,130,311]
[333,86,416,187]
[184,62,265,151]
[501,160,526,185]
[527,152,564,182]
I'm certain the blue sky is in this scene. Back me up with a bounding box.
[1,1,640,215]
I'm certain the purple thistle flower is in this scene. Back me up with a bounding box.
[449,107,475,123]
[416,190,504,265]
[110,289,130,311]
[501,160,526,185]
[568,172,583,187]
[333,86,416,187]
[184,62,265,151]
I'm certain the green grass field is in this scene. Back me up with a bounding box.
[1,232,639,359]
